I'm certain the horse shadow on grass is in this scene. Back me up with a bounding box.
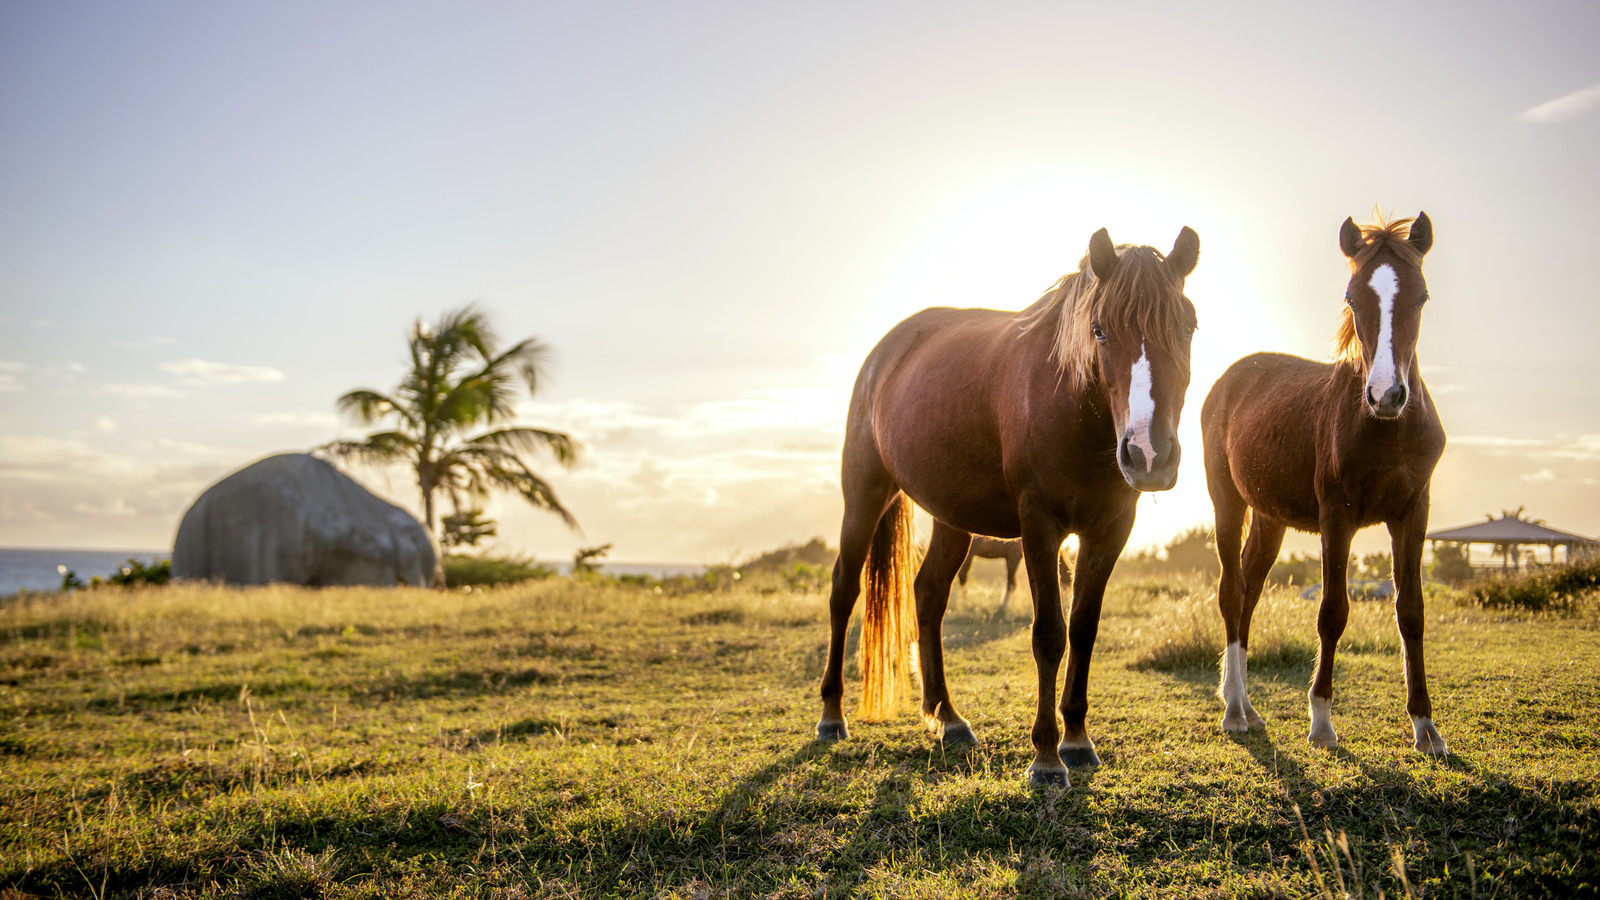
[645,733,1105,894]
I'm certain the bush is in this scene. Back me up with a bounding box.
[443,553,554,587]
[1431,542,1474,585]
[1269,553,1320,587]
[108,557,170,587]
[1469,556,1600,611]
[1117,526,1219,580]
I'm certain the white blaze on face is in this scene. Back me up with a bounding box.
[1126,342,1156,470]
[1366,263,1400,402]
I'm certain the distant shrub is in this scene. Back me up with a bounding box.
[1268,553,1320,587]
[740,538,837,572]
[1430,542,1474,585]
[1469,557,1600,611]
[108,558,170,587]
[443,553,554,587]
[1116,527,1219,581]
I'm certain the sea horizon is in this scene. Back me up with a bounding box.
[0,546,709,596]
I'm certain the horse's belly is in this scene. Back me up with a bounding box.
[1230,447,1321,532]
[884,444,1020,537]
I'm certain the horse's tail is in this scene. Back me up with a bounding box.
[858,493,919,721]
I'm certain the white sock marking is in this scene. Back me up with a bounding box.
[1366,264,1399,403]
[1221,642,1247,707]
[1127,343,1155,470]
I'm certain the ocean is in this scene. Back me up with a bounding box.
[0,547,170,595]
[0,547,705,595]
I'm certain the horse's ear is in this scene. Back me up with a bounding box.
[1409,211,1433,256]
[1088,228,1118,280]
[1166,226,1199,278]
[1338,216,1362,259]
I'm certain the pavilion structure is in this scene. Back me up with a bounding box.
[1426,508,1598,570]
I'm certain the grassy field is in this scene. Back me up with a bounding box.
[1,571,1597,898]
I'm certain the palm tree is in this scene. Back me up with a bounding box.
[322,305,580,584]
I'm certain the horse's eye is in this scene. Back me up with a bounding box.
[1418,291,1429,308]
[1344,293,1354,307]
[1091,323,1107,341]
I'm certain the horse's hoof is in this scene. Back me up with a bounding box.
[940,722,978,746]
[1027,765,1070,788]
[1307,730,1340,751]
[1247,711,1267,730]
[1412,718,1448,757]
[816,720,849,742]
[1059,744,1101,768]
[1221,713,1251,734]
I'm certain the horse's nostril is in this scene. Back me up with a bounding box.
[1119,439,1144,472]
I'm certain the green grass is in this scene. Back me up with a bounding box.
[2,576,1597,898]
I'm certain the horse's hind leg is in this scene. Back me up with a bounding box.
[817,475,895,742]
[916,521,975,744]
[1232,515,1285,730]
[994,549,1019,620]
[1391,498,1447,756]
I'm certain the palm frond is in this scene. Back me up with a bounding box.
[336,389,414,428]
[436,444,579,531]
[466,426,580,467]
[319,432,419,467]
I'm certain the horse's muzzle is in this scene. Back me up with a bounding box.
[1366,382,1409,419]
[1118,433,1181,491]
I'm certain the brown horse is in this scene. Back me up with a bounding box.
[956,536,1023,615]
[816,225,1201,786]
[956,536,1073,620]
[1202,212,1447,755]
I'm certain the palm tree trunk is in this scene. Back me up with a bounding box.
[419,475,446,589]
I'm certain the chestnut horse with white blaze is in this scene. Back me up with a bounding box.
[1202,212,1447,755]
[816,226,1201,786]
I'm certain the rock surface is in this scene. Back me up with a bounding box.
[172,453,435,586]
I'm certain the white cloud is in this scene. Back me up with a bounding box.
[143,438,232,457]
[96,382,188,399]
[247,410,340,428]
[158,358,285,384]
[0,361,23,393]
[1521,468,1556,482]
[92,415,118,432]
[122,336,176,351]
[68,362,86,374]
[0,434,230,548]
[1449,435,1548,449]
[1518,83,1600,124]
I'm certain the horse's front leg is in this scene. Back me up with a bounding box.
[1391,493,1447,756]
[917,522,976,744]
[1310,513,1356,750]
[1020,510,1070,786]
[1058,511,1133,768]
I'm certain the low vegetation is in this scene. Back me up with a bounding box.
[2,565,1597,897]
[441,553,555,588]
[1469,555,1600,611]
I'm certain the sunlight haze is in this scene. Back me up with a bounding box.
[2,2,1597,566]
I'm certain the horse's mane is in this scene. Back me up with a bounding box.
[1018,245,1191,386]
[1335,213,1424,362]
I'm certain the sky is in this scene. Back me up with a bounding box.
[1,1,1597,566]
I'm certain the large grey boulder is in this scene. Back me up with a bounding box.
[173,453,436,586]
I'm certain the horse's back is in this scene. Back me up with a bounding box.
[849,306,1045,537]
[1202,352,1335,530]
